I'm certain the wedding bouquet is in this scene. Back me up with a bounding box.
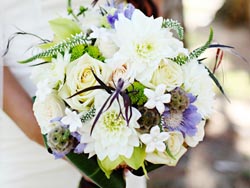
[19,1,227,187]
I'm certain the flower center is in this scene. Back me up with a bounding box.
[81,68,92,83]
[103,110,125,132]
[164,111,183,128]
[135,42,154,58]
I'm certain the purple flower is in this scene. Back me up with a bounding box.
[162,92,202,137]
[124,4,135,19]
[106,3,135,28]
[74,143,87,154]
[52,150,69,159]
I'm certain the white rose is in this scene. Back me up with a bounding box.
[60,53,111,112]
[108,63,135,90]
[185,120,206,147]
[145,146,187,166]
[166,131,184,155]
[33,93,66,134]
[149,59,183,91]
[90,27,118,59]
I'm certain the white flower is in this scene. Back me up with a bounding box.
[31,51,70,88]
[83,91,141,161]
[79,8,102,32]
[32,51,70,101]
[185,120,206,147]
[182,59,215,118]
[61,108,83,132]
[35,79,53,101]
[144,84,171,114]
[108,63,135,90]
[33,92,66,134]
[60,53,111,112]
[90,27,118,58]
[149,59,183,91]
[108,9,186,83]
[145,145,187,166]
[140,126,170,153]
[166,132,184,155]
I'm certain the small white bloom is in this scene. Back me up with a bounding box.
[35,79,53,101]
[140,126,170,153]
[144,84,171,114]
[61,108,82,132]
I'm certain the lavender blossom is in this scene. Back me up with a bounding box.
[162,90,202,137]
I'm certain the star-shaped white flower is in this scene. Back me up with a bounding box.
[140,126,170,153]
[61,108,82,132]
[144,84,171,114]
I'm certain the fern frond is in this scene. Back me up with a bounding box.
[81,107,96,123]
[19,33,90,64]
[162,19,184,40]
[189,28,213,60]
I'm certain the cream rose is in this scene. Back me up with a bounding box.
[145,146,187,166]
[61,53,111,112]
[109,63,135,90]
[149,59,183,91]
[166,131,184,155]
[33,92,66,134]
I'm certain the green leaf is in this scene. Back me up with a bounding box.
[203,64,230,101]
[67,153,126,188]
[189,28,213,59]
[162,19,184,40]
[49,18,82,41]
[97,157,123,178]
[122,146,146,170]
[19,33,89,64]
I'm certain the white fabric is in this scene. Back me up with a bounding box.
[0,0,146,187]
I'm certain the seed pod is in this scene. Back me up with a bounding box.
[137,107,161,133]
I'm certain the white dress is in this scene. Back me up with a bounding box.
[0,0,146,187]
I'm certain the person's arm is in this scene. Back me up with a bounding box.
[3,66,44,146]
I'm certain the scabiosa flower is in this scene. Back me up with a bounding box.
[137,107,161,133]
[162,89,202,137]
[47,125,75,159]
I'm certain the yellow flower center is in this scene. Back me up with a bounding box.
[103,110,125,132]
[135,42,154,58]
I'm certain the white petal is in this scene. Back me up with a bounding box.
[146,143,156,153]
[140,134,152,144]
[156,102,165,114]
[145,100,156,109]
[156,142,166,152]
[158,132,170,142]
[150,126,160,137]
[144,88,155,98]
[160,94,171,104]
[155,84,166,95]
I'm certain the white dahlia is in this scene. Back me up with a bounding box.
[84,91,141,161]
